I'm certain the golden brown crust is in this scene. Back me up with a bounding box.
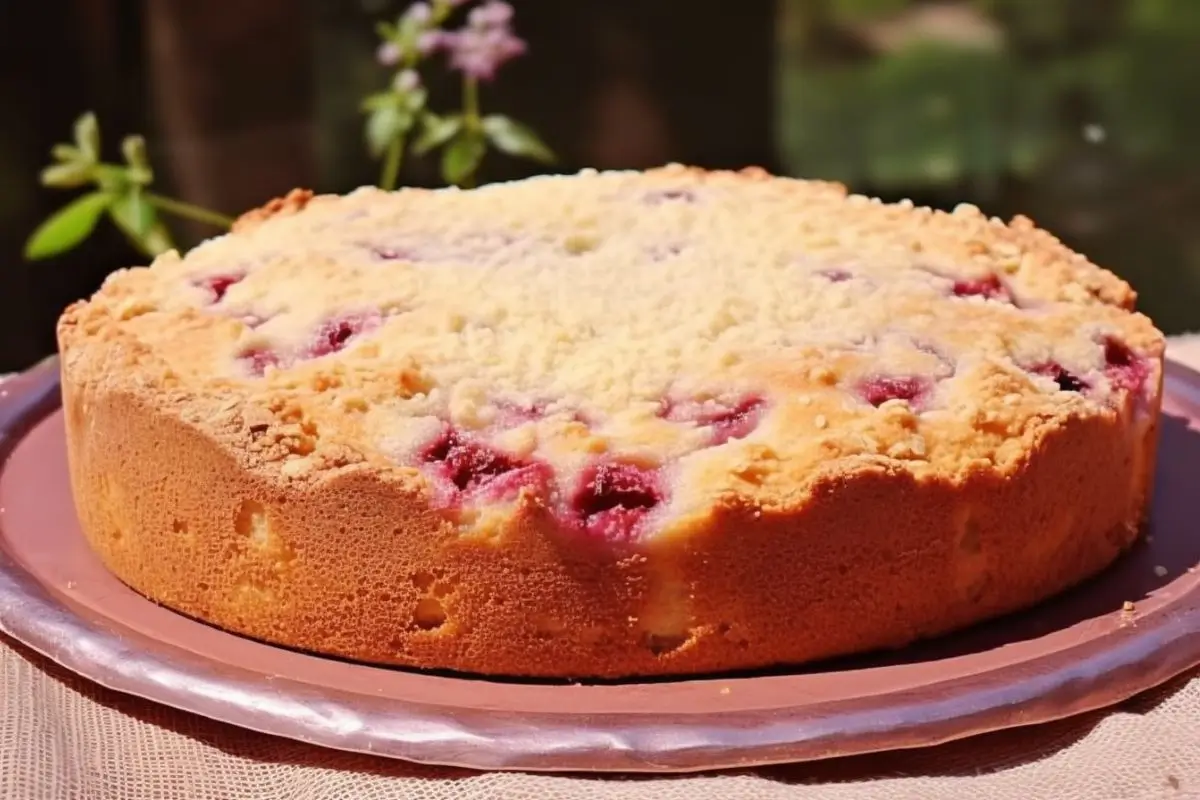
[56,165,1165,678]
[57,352,1159,677]
[231,188,315,233]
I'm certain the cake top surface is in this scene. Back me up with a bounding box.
[61,164,1165,544]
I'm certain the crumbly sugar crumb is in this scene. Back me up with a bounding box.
[62,164,1165,545]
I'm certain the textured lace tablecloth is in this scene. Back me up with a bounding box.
[5,335,1200,799]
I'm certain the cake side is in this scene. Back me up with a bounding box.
[56,344,1160,677]
[56,164,1165,677]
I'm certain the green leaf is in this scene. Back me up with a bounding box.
[126,165,154,186]
[441,130,486,186]
[73,113,100,163]
[366,105,414,158]
[121,135,153,185]
[141,222,174,256]
[23,191,114,260]
[109,190,155,237]
[109,196,173,257]
[413,113,463,156]
[51,144,81,162]
[402,86,428,113]
[39,162,92,189]
[375,21,398,41]
[89,164,132,194]
[480,115,556,164]
[360,91,399,112]
[121,135,147,168]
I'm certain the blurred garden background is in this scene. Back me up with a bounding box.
[2,0,1199,372]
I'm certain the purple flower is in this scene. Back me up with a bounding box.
[441,2,526,81]
[393,69,421,93]
[376,41,402,66]
[468,0,513,27]
[417,30,448,55]
[402,2,432,26]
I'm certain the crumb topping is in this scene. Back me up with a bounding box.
[61,164,1165,543]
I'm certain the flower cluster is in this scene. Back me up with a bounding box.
[442,2,526,81]
[364,0,553,190]
[378,1,525,82]
[24,113,234,261]
[23,1,552,265]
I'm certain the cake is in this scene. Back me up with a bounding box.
[56,165,1165,679]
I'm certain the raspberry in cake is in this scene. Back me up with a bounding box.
[56,165,1165,678]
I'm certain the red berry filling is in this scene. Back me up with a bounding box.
[856,375,930,407]
[648,242,686,261]
[234,311,383,376]
[952,274,1011,303]
[570,462,663,541]
[817,268,853,283]
[475,462,552,503]
[420,426,547,502]
[493,400,544,426]
[1103,338,1149,392]
[369,245,411,261]
[238,347,281,377]
[645,188,696,204]
[491,399,559,430]
[661,396,766,445]
[491,399,589,429]
[1028,340,1148,396]
[305,312,381,359]
[195,272,245,303]
[1030,362,1088,393]
[423,428,521,491]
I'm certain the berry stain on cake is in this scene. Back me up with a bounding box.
[420,425,550,505]
[570,461,665,541]
[57,165,1166,678]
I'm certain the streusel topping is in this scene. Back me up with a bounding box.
[69,165,1164,543]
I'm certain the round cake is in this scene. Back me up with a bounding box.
[57,165,1165,679]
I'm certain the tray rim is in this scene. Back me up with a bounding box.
[2,355,1199,773]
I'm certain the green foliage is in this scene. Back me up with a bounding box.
[29,3,558,264]
[413,113,464,156]
[363,1,556,190]
[481,115,555,164]
[366,102,416,159]
[108,189,173,257]
[73,112,100,163]
[25,112,233,262]
[441,129,487,186]
[779,0,1200,190]
[24,191,113,260]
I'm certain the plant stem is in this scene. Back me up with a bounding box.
[462,75,481,189]
[119,229,160,260]
[145,193,235,229]
[381,134,405,191]
[464,75,480,126]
